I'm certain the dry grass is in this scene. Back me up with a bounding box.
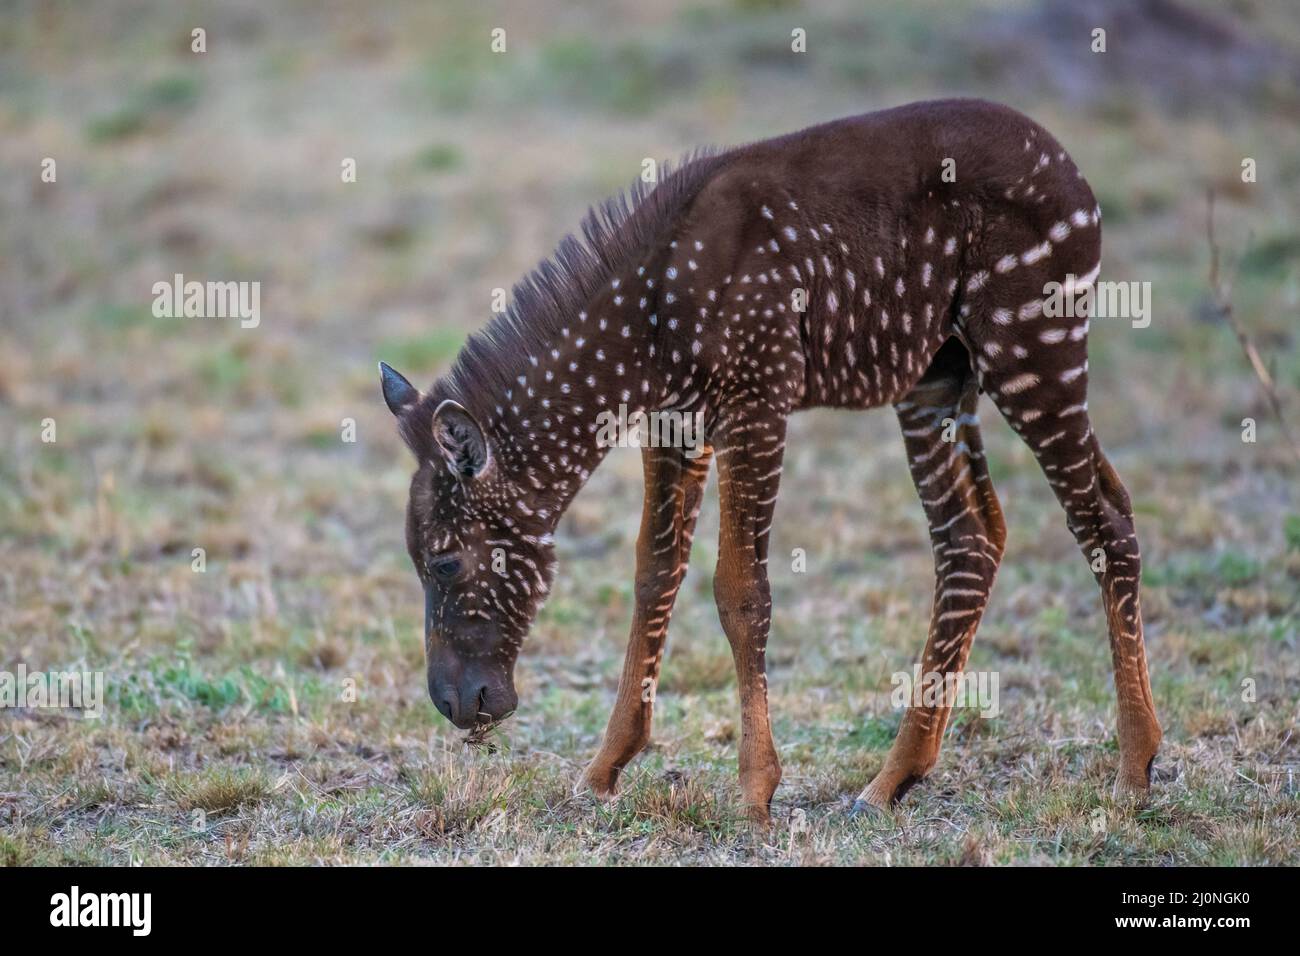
[1,0,1298,865]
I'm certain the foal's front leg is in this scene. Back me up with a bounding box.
[581,445,712,798]
[712,412,788,823]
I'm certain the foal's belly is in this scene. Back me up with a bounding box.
[792,316,953,412]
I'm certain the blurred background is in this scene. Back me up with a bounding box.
[0,0,1297,864]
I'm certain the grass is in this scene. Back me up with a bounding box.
[85,74,201,143]
[1,0,1298,865]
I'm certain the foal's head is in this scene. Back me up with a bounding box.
[380,362,557,729]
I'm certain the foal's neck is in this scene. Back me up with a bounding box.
[442,153,732,526]
[477,266,683,522]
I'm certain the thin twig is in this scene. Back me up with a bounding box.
[1206,189,1300,462]
[1234,768,1267,791]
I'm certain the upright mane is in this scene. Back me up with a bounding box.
[436,147,731,414]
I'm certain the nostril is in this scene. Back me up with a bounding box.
[435,698,454,722]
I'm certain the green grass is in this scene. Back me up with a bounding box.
[413,143,463,172]
[376,328,468,375]
[85,74,200,143]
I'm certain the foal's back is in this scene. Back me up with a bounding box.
[659,98,1101,415]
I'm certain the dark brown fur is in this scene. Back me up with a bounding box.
[382,99,1161,820]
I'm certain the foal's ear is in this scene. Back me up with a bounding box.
[431,399,491,480]
[379,362,419,416]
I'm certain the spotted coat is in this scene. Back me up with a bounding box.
[382,98,1161,819]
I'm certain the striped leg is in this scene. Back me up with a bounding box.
[713,410,787,822]
[972,260,1164,801]
[1090,445,1161,800]
[581,444,713,797]
[988,386,1161,801]
[962,202,1159,801]
[856,339,1006,811]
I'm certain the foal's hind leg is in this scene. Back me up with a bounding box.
[974,295,1161,801]
[987,384,1161,800]
[855,339,1007,811]
[581,444,713,798]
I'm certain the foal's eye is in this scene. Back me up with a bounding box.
[431,556,462,581]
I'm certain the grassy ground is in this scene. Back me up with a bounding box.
[1,0,1298,865]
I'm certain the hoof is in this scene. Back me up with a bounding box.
[576,767,620,801]
[1111,759,1155,806]
[852,771,915,816]
[744,803,774,826]
[850,798,882,817]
